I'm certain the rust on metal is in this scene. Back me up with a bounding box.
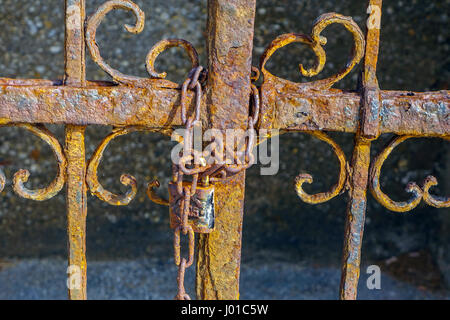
[85,0,200,87]
[146,39,200,79]
[258,87,449,136]
[0,80,447,135]
[12,124,67,200]
[86,126,160,206]
[65,124,88,300]
[64,0,86,86]
[0,81,447,135]
[196,0,257,300]
[146,180,169,206]
[0,0,448,301]
[258,0,447,300]
[370,135,450,212]
[294,131,348,204]
[85,0,145,84]
[64,0,87,300]
[84,1,215,301]
[168,181,215,233]
[0,164,5,194]
[340,0,383,300]
[260,13,365,91]
[146,65,217,299]
[255,8,371,300]
[0,123,67,200]
[0,79,199,128]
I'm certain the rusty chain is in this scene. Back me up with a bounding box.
[0,0,446,302]
[172,66,206,300]
[201,82,260,182]
[171,66,260,299]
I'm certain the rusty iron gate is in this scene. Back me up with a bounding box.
[0,0,448,300]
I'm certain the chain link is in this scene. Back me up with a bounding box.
[173,66,208,300]
[203,83,260,179]
[172,67,260,300]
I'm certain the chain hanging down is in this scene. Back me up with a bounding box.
[171,66,209,300]
[147,66,260,299]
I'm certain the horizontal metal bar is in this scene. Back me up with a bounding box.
[0,79,194,129]
[0,78,448,136]
[260,83,449,136]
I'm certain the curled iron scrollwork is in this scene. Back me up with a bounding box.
[86,126,166,206]
[146,179,169,206]
[146,39,199,79]
[86,0,199,85]
[0,124,67,201]
[369,135,449,212]
[295,131,349,204]
[260,12,365,89]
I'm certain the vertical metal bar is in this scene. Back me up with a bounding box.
[339,138,371,300]
[64,0,86,86]
[64,0,87,300]
[196,0,256,300]
[340,0,382,300]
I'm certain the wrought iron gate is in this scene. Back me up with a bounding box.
[0,0,448,300]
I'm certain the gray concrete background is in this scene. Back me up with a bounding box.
[0,0,448,299]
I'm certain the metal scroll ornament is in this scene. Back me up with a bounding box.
[85,0,199,86]
[0,124,67,201]
[260,12,365,204]
[370,135,449,212]
[260,13,365,90]
[84,0,202,205]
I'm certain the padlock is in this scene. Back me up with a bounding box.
[169,181,214,233]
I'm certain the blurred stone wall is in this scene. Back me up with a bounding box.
[0,0,448,285]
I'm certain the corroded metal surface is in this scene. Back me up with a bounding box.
[370,135,450,212]
[294,131,348,204]
[12,124,67,200]
[339,0,383,300]
[85,0,200,87]
[64,0,86,86]
[86,126,151,206]
[0,0,448,301]
[258,87,449,136]
[0,81,447,135]
[65,124,88,300]
[258,0,448,300]
[146,39,199,80]
[158,68,210,300]
[168,182,215,233]
[0,123,67,200]
[85,0,145,84]
[0,79,196,128]
[0,81,447,134]
[339,138,371,299]
[196,0,256,300]
[260,13,365,91]
[64,0,87,300]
